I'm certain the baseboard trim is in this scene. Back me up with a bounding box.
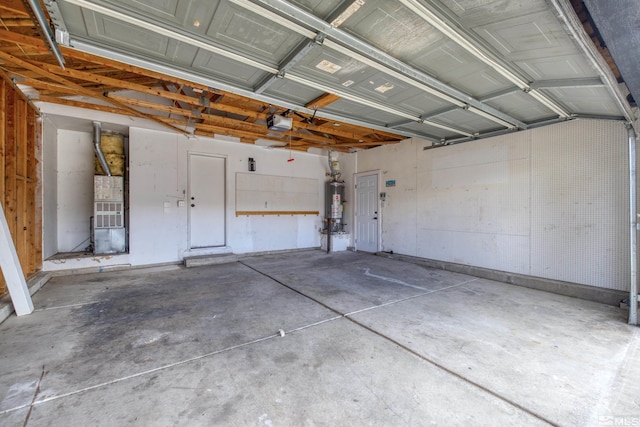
[377,252,628,307]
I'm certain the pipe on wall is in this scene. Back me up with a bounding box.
[628,124,638,325]
[92,121,111,177]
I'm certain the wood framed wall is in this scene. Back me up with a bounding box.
[0,80,41,295]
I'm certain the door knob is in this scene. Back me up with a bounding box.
[191,204,195,207]
[373,217,378,220]
[191,197,195,200]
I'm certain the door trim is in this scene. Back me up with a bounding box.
[187,152,227,249]
[354,170,380,253]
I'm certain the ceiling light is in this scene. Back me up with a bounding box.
[193,19,200,27]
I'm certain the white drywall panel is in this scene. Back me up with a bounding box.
[338,151,356,236]
[128,128,326,265]
[356,119,629,291]
[128,131,185,265]
[42,117,58,259]
[373,140,419,255]
[416,133,531,274]
[530,120,629,290]
[56,129,94,253]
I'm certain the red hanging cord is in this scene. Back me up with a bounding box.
[287,127,294,162]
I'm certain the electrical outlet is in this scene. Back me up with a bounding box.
[178,200,186,207]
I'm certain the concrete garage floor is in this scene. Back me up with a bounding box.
[0,251,639,426]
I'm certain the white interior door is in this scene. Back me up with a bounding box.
[355,172,379,253]
[189,154,225,248]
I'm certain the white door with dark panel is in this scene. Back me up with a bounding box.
[355,172,379,253]
[189,154,225,248]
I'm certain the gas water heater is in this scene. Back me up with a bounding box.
[324,152,345,234]
[325,180,345,233]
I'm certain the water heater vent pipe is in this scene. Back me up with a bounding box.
[92,121,111,176]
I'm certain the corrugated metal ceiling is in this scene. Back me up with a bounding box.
[18,0,640,147]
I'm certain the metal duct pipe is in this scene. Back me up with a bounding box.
[628,124,638,325]
[92,121,111,177]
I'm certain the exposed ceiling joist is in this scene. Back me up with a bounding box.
[0,50,188,134]
[306,93,341,110]
[0,11,405,151]
[1,0,634,150]
[0,0,29,17]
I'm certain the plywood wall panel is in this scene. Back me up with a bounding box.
[0,83,5,208]
[0,80,41,296]
[4,87,17,248]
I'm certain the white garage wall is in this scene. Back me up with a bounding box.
[42,118,58,259]
[56,129,95,253]
[355,119,630,291]
[45,126,327,267]
[530,120,628,290]
[128,128,326,265]
[336,151,356,235]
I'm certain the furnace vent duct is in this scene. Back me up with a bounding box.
[92,121,111,176]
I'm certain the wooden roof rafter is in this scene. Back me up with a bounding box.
[0,7,406,151]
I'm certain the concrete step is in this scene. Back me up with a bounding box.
[184,253,238,268]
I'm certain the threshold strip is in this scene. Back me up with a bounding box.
[240,260,558,427]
